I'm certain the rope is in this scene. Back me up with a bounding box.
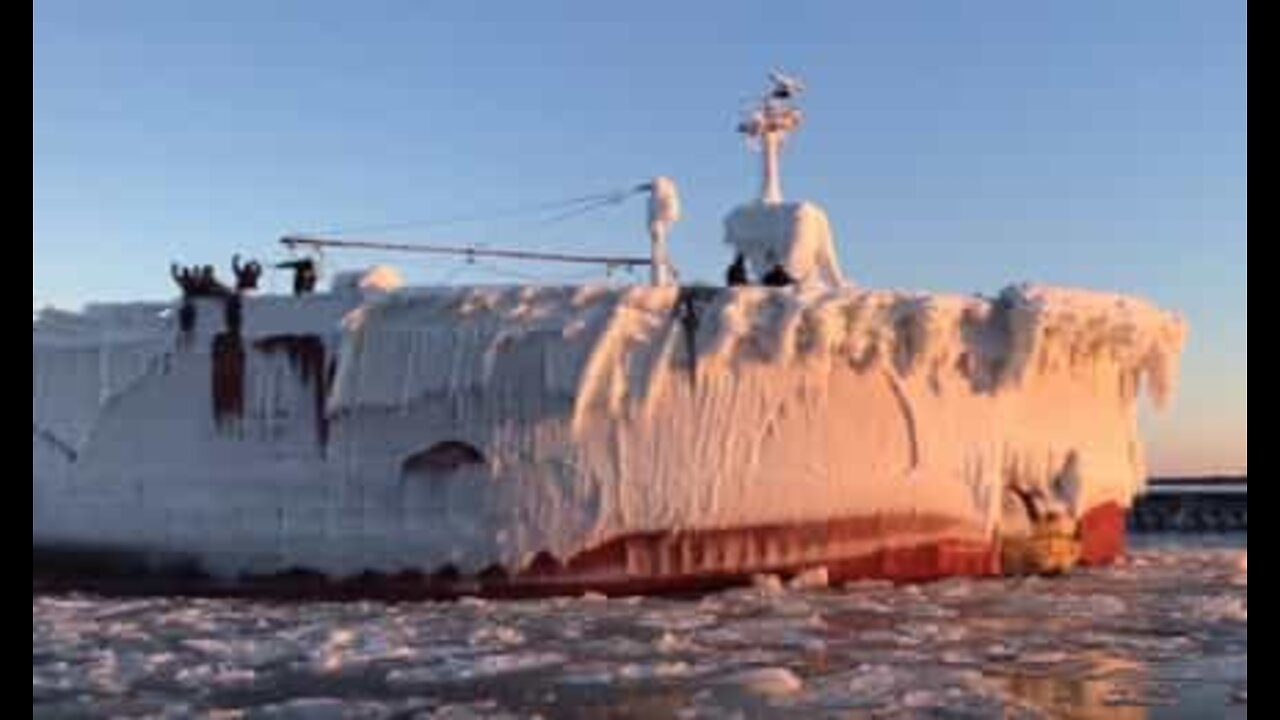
[281,182,653,282]
[304,185,646,238]
[280,235,652,268]
[538,190,640,226]
[455,258,623,286]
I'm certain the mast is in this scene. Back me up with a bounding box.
[737,72,805,205]
[643,177,681,286]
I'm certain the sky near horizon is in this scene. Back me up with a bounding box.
[33,1,1246,476]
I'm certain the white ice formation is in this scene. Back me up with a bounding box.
[34,280,1184,579]
[724,201,846,288]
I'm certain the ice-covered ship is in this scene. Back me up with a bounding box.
[33,77,1187,598]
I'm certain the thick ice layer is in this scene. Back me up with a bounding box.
[724,201,846,287]
[345,285,1178,548]
[33,296,352,461]
[33,283,1184,577]
[648,176,681,228]
[32,304,174,455]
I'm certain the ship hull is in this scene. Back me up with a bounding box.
[33,504,1127,600]
[34,285,1175,598]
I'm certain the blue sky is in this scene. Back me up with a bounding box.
[33,0,1246,475]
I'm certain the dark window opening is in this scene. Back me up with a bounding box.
[403,441,486,476]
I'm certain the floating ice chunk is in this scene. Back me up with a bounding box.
[752,574,785,594]
[656,631,693,654]
[452,652,567,680]
[940,650,979,667]
[984,644,1019,662]
[847,664,905,700]
[787,567,830,591]
[932,579,977,600]
[181,638,236,658]
[307,627,414,673]
[638,610,717,632]
[799,637,828,655]
[192,639,290,669]
[1101,684,1181,709]
[618,661,697,681]
[150,705,199,720]
[856,629,901,646]
[1018,650,1071,666]
[842,597,895,615]
[842,580,895,593]
[385,666,445,687]
[458,597,493,612]
[1189,596,1247,624]
[905,601,961,621]
[725,667,805,697]
[1235,690,1247,704]
[422,703,522,720]
[557,665,618,686]
[898,622,965,645]
[469,625,526,647]
[900,690,943,710]
[246,698,391,719]
[175,664,257,691]
[1083,595,1129,617]
[326,629,357,648]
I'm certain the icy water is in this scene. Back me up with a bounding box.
[34,536,1245,719]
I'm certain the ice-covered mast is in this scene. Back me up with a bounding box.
[723,72,847,288]
[738,71,806,205]
[642,177,680,286]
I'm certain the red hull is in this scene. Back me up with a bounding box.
[34,504,1126,600]
[1078,501,1128,566]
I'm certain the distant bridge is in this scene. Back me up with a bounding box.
[1130,477,1247,533]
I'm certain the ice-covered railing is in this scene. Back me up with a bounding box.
[329,286,652,413]
[998,285,1186,408]
[33,303,175,454]
[32,303,173,347]
[329,283,1186,416]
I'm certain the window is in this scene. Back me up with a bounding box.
[402,441,485,476]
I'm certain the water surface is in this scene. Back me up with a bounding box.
[33,536,1246,719]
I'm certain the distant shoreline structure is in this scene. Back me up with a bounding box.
[1150,475,1246,487]
[1132,476,1245,534]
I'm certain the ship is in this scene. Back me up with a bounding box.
[33,76,1187,598]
